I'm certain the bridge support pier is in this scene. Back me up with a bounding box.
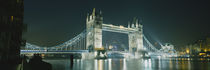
[94,50,107,59]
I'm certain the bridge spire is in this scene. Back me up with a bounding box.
[136,19,139,28]
[86,8,103,54]
[128,22,130,28]
[86,13,89,22]
[99,10,102,15]
[131,23,135,28]
[92,8,96,16]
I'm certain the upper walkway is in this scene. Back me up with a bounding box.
[102,24,138,34]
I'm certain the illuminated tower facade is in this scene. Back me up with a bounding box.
[128,18,143,52]
[86,8,103,50]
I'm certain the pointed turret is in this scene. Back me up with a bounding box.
[135,18,138,28]
[99,10,102,15]
[92,8,96,16]
[86,13,89,22]
[136,23,138,28]
[128,22,130,28]
[132,24,135,28]
[136,18,138,24]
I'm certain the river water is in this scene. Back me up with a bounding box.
[43,58,210,70]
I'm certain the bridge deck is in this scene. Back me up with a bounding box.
[20,50,89,54]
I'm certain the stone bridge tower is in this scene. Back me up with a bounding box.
[128,18,143,53]
[86,8,103,50]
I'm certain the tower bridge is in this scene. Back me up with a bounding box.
[21,8,176,58]
[86,8,143,54]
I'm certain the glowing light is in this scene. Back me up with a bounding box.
[144,60,148,67]
[186,48,190,54]
[157,56,161,59]
[11,16,14,22]
[98,60,103,70]
[108,59,112,70]
[199,53,206,56]
[95,60,98,70]
[204,49,207,52]
[123,59,127,70]
[41,54,45,57]
[148,59,151,68]
[119,25,124,28]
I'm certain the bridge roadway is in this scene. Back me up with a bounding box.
[20,50,89,54]
[21,50,128,54]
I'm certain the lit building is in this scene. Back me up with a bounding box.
[198,38,210,57]
[198,38,210,52]
[205,38,210,52]
[182,38,210,57]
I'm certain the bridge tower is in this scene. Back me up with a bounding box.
[86,8,103,50]
[128,18,143,53]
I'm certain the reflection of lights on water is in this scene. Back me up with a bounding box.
[98,60,103,70]
[104,59,108,70]
[148,59,151,68]
[188,60,191,70]
[108,59,112,70]
[76,59,80,69]
[144,60,148,67]
[144,59,152,69]
[200,58,204,61]
[123,59,127,70]
[175,59,179,70]
[95,60,98,70]
[169,59,173,69]
[141,59,144,62]
[81,59,83,70]
[158,58,161,69]
[157,56,161,59]
[187,58,190,61]
[157,56,163,69]
[93,60,104,70]
[181,58,185,60]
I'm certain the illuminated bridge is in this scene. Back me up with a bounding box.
[21,9,176,58]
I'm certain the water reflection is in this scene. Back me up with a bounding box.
[144,59,152,70]
[108,59,112,70]
[93,59,127,70]
[95,60,103,70]
[123,59,127,70]
[43,58,210,70]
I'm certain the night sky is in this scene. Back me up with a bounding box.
[24,0,210,48]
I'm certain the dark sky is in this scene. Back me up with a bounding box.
[24,0,210,48]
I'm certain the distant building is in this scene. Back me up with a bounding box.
[0,0,26,65]
[181,38,210,57]
[205,38,210,52]
[199,38,210,52]
[160,43,175,53]
[185,44,200,55]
